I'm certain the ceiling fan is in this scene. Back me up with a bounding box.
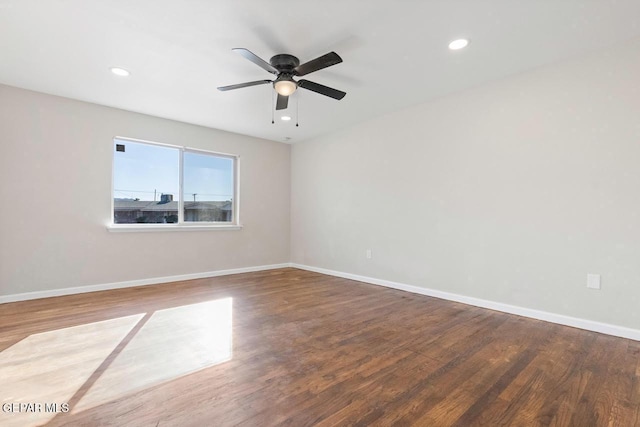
[217,48,346,110]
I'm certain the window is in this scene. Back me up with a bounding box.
[112,137,238,228]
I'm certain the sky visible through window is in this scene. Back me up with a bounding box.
[184,151,234,202]
[113,139,233,202]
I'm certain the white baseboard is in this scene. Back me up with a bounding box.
[0,263,291,304]
[291,263,640,342]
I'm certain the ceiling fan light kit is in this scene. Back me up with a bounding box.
[274,76,297,96]
[217,48,346,116]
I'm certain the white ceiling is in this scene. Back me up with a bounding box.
[1,1,639,143]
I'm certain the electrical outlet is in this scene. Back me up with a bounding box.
[587,274,601,290]
[366,249,372,259]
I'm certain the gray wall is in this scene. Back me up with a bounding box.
[291,39,640,330]
[0,85,290,296]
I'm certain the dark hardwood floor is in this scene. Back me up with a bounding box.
[0,268,638,426]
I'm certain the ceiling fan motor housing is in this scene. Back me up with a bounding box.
[270,54,300,73]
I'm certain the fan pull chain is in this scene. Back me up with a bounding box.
[271,89,275,124]
[296,91,299,127]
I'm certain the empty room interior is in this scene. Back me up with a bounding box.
[2,1,640,426]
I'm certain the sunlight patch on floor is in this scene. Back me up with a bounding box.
[73,297,233,413]
[0,314,145,427]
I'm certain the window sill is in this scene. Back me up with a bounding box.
[107,224,243,233]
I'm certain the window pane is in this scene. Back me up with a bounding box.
[113,140,180,224]
[183,151,234,223]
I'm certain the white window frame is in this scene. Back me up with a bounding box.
[108,136,241,232]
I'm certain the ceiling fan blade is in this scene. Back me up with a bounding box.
[232,48,278,74]
[297,79,346,100]
[217,80,272,91]
[294,52,342,76]
[276,94,289,110]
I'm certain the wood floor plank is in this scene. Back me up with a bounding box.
[0,268,638,426]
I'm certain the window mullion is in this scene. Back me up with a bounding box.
[178,147,185,224]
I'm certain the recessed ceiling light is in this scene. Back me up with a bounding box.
[448,39,469,50]
[281,116,292,121]
[110,67,130,77]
